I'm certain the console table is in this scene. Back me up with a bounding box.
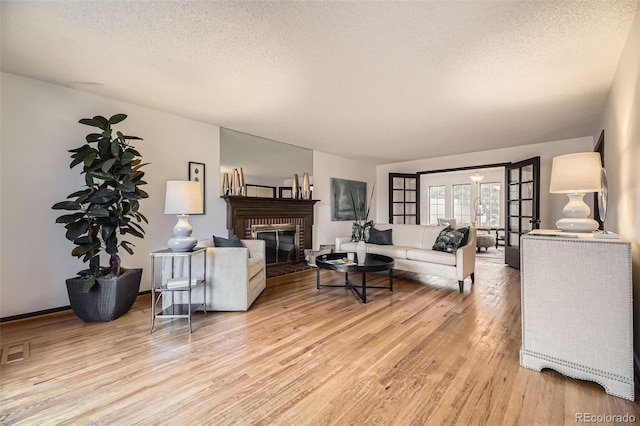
[520,232,633,400]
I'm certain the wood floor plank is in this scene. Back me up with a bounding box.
[1,256,638,425]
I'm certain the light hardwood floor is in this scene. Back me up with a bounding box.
[1,257,638,425]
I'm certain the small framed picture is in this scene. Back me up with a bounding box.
[188,162,205,214]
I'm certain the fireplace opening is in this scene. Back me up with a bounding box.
[251,224,300,265]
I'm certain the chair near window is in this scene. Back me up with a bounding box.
[437,218,457,228]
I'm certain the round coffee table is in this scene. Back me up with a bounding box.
[315,252,395,303]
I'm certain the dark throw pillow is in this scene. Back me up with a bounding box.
[457,226,470,247]
[432,226,464,253]
[368,227,393,245]
[213,234,243,247]
[351,220,373,242]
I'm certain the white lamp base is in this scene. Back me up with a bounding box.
[555,217,599,233]
[168,214,197,252]
[556,193,599,233]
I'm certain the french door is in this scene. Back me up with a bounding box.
[505,157,540,269]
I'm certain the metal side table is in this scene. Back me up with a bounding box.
[150,247,206,333]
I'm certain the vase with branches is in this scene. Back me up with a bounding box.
[350,183,375,263]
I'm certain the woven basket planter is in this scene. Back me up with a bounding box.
[66,268,142,322]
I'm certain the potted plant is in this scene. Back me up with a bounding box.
[52,113,149,322]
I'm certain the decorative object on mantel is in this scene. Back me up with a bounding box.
[549,152,601,232]
[51,113,148,322]
[229,167,246,196]
[301,172,311,200]
[330,178,366,221]
[221,172,230,196]
[238,167,245,196]
[292,173,300,199]
[164,180,203,252]
[188,162,205,214]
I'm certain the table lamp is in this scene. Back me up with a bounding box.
[164,180,203,251]
[549,152,601,232]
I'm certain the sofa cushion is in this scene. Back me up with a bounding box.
[351,220,373,242]
[367,244,410,259]
[369,227,393,245]
[213,234,243,247]
[432,227,465,253]
[373,223,424,248]
[406,248,457,266]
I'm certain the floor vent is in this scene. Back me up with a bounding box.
[1,342,30,365]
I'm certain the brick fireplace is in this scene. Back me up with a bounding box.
[222,196,318,265]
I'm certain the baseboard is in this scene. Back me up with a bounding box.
[0,290,151,323]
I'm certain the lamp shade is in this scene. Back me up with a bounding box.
[549,152,601,194]
[164,181,203,214]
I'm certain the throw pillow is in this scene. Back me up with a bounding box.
[212,235,243,247]
[432,227,464,253]
[368,227,393,245]
[351,220,373,242]
[457,226,470,247]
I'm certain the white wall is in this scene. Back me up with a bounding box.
[312,152,377,249]
[595,9,640,356]
[0,73,226,318]
[376,137,595,230]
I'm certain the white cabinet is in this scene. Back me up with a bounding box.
[520,232,633,400]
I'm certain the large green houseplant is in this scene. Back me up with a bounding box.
[52,113,149,322]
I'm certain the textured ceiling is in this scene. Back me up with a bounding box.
[1,1,638,164]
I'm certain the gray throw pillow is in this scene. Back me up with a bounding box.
[369,227,393,245]
[213,235,243,247]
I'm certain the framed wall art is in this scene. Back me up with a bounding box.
[330,178,366,221]
[188,161,205,214]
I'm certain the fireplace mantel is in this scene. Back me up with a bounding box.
[222,196,319,250]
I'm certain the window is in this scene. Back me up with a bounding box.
[429,186,445,225]
[452,184,471,225]
[480,182,501,227]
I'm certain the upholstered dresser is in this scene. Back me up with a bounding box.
[520,232,633,400]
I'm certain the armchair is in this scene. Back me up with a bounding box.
[163,238,266,311]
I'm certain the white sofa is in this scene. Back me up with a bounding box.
[336,224,476,292]
[164,238,266,311]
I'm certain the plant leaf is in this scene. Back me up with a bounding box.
[86,208,110,218]
[117,180,135,192]
[83,276,96,293]
[71,240,100,257]
[55,212,85,224]
[66,221,89,241]
[101,158,117,172]
[79,118,106,129]
[52,201,81,210]
[109,113,127,124]
[120,152,135,164]
[86,133,101,142]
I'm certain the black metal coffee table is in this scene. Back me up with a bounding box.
[315,252,394,303]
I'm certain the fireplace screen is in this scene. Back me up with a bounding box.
[251,224,300,265]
